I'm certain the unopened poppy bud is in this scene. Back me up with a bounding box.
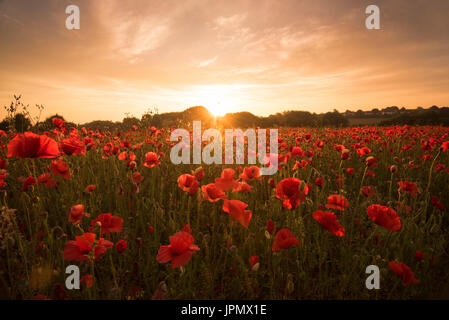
[128,161,137,170]
[193,167,205,181]
[366,156,375,166]
[389,165,398,173]
[341,149,350,160]
[136,237,142,249]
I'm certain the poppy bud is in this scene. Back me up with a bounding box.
[193,167,205,181]
[366,156,375,167]
[136,237,142,249]
[127,161,137,170]
[266,219,274,234]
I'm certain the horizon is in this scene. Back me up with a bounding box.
[1,0,449,123]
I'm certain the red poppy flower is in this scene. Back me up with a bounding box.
[37,173,57,188]
[239,166,261,181]
[215,168,240,191]
[52,117,65,128]
[84,184,96,193]
[69,204,87,225]
[201,183,227,202]
[441,141,449,152]
[325,194,349,211]
[80,274,93,288]
[388,261,419,286]
[367,204,401,231]
[50,160,71,180]
[61,136,86,155]
[143,152,160,168]
[118,151,136,161]
[361,186,375,197]
[178,174,199,195]
[397,181,419,197]
[272,228,300,251]
[22,176,36,191]
[0,159,7,169]
[415,251,425,261]
[275,177,309,209]
[232,182,253,193]
[7,132,59,158]
[312,210,345,237]
[156,229,200,268]
[115,240,127,254]
[130,171,144,183]
[222,199,252,228]
[248,256,259,268]
[90,213,123,235]
[315,177,323,187]
[63,232,113,262]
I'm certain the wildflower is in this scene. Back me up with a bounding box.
[239,166,261,181]
[7,132,59,158]
[325,195,349,211]
[50,160,71,180]
[397,181,418,197]
[143,152,160,168]
[275,178,309,210]
[156,227,199,268]
[115,240,127,254]
[367,204,401,231]
[215,168,240,191]
[22,176,36,191]
[222,199,252,228]
[272,228,300,251]
[312,210,345,237]
[266,219,275,235]
[63,232,113,262]
[415,251,425,261]
[201,183,227,202]
[388,261,419,286]
[177,174,199,195]
[90,213,123,235]
[61,136,86,156]
[69,204,87,225]
[84,184,96,193]
[361,186,375,197]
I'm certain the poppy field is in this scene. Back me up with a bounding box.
[1,122,449,300]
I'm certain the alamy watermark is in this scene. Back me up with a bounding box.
[65,4,380,30]
[169,121,278,176]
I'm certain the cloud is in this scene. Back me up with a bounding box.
[198,56,218,67]
[0,0,449,122]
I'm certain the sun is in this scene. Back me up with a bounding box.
[206,101,227,117]
[188,85,240,117]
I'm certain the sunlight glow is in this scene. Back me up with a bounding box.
[185,85,243,116]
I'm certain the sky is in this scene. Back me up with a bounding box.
[0,0,448,124]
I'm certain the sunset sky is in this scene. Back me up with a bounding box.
[0,0,448,123]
